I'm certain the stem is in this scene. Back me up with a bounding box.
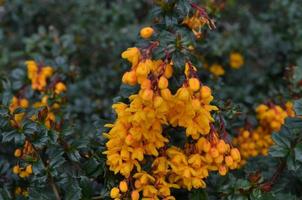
[260,160,286,192]
[92,195,103,200]
[49,175,61,200]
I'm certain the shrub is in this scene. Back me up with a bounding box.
[0,0,302,199]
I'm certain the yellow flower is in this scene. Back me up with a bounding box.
[122,70,137,85]
[218,165,227,176]
[110,187,120,199]
[121,47,141,67]
[140,27,154,39]
[55,82,67,94]
[229,52,244,69]
[158,76,169,89]
[26,60,38,80]
[209,64,225,76]
[25,165,33,174]
[182,12,210,38]
[12,165,20,174]
[131,190,140,200]
[19,171,29,178]
[14,149,22,157]
[119,181,128,193]
[188,78,200,91]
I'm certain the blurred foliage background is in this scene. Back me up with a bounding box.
[0,0,302,199]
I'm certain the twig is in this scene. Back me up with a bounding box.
[260,160,286,192]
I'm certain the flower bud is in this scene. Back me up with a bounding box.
[158,76,168,89]
[141,89,154,101]
[119,181,128,193]
[203,140,211,153]
[161,89,172,100]
[225,156,234,167]
[141,79,151,89]
[54,82,66,94]
[14,149,22,157]
[20,99,29,108]
[188,78,200,91]
[217,140,226,154]
[134,180,142,189]
[12,165,20,174]
[210,147,219,158]
[154,96,164,108]
[131,190,140,200]
[110,187,120,199]
[230,148,241,161]
[219,165,227,176]
[200,86,211,99]
[140,27,154,39]
[164,64,173,78]
[25,165,33,174]
[19,171,29,178]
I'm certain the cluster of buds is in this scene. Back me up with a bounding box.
[12,141,35,178]
[233,102,295,165]
[14,186,29,197]
[104,26,241,200]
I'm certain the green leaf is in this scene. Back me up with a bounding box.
[250,188,262,199]
[79,176,93,199]
[235,179,251,190]
[64,178,82,200]
[29,187,56,200]
[1,92,12,106]
[13,107,26,114]
[118,84,139,98]
[83,158,103,177]
[294,99,302,116]
[287,150,300,171]
[0,188,12,200]
[269,145,289,158]
[1,130,25,143]
[68,150,81,162]
[189,189,208,200]
[23,121,38,136]
[294,143,302,163]
[271,130,291,148]
[47,146,66,170]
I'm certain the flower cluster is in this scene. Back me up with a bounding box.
[104,27,241,200]
[10,61,67,180]
[233,102,295,165]
[13,140,34,178]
